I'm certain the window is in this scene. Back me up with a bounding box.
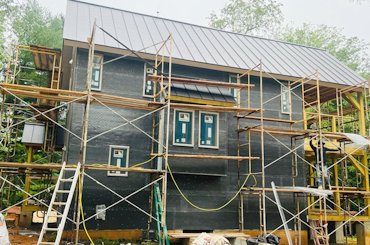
[229,74,238,100]
[281,84,291,114]
[143,63,155,97]
[108,145,129,176]
[91,54,103,91]
[199,112,219,148]
[173,109,194,146]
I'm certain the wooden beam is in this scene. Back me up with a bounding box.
[343,93,361,110]
[148,75,254,89]
[0,162,163,173]
[236,115,297,124]
[152,154,259,160]
[347,155,366,176]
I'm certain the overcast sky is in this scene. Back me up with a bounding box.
[38,0,370,44]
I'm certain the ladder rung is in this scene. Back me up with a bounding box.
[64,168,76,171]
[48,214,63,218]
[44,227,58,231]
[53,202,67,205]
[56,190,70,194]
[60,178,73,182]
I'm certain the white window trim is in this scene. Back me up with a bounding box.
[173,109,195,147]
[281,83,292,115]
[198,111,219,149]
[107,145,129,177]
[229,74,238,99]
[91,53,103,91]
[142,63,155,98]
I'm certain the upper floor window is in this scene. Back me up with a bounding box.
[173,109,194,146]
[107,145,129,177]
[229,74,238,100]
[281,84,291,114]
[91,54,103,91]
[199,112,219,148]
[143,63,155,97]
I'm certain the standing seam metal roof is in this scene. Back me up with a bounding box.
[63,0,365,86]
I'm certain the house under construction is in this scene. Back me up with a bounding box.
[1,1,370,245]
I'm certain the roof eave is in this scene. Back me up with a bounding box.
[63,39,359,90]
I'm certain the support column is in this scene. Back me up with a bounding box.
[356,222,370,245]
[335,222,345,244]
[22,146,33,207]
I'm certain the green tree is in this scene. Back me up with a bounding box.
[277,24,370,79]
[209,0,283,36]
[0,0,15,64]
[12,0,63,49]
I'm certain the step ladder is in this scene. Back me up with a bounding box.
[153,182,170,245]
[37,162,81,245]
[310,220,329,245]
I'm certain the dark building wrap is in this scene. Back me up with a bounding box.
[64,48,306,231]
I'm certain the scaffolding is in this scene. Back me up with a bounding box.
[0,22,369,245]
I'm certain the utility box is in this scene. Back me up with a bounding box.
[21,122,45,145]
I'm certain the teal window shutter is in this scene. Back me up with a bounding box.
[174,110,193,146]
[200,112,217,147]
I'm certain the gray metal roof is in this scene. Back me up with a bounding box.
[171,84,235,103]
[63,0,365,86]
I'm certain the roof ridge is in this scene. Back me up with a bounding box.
[68,0,326,52]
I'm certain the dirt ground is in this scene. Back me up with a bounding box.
[8,229,38,245]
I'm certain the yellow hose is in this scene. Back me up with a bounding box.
[78,173,95,245]
[75,156,156,244]
[167,163,257,211]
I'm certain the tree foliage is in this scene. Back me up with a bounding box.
[209,0,283,36]
[277,23,370,78]
[11,0,63,49]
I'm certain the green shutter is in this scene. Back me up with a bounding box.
[174,111,192,145]
[200,113,217,147]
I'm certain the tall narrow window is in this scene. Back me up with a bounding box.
[108,145,129,176]
[91,54,103,91]
[199,112,219,148]
[281,84,291,114]
[173,110,194,146]
[143,63,155,97]
[229,74,238,100]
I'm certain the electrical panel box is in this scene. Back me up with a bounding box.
[174,110,193,146]
[95,204,106,221]
[200,112,217,147]
[21,122,45,145]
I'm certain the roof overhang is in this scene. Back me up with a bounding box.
[64,39,362,94]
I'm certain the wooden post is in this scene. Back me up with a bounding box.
[22,146,33,207]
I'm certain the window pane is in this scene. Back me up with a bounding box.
[229,75,237,99]
[200,113,217,147]
[144,80,154,96]
[174,111,193,145]
[281,85,291,114]
[91,55,102,90]
[109,147,127,175]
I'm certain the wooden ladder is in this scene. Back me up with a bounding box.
[37,162,81,245]
[310,220,329,245]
